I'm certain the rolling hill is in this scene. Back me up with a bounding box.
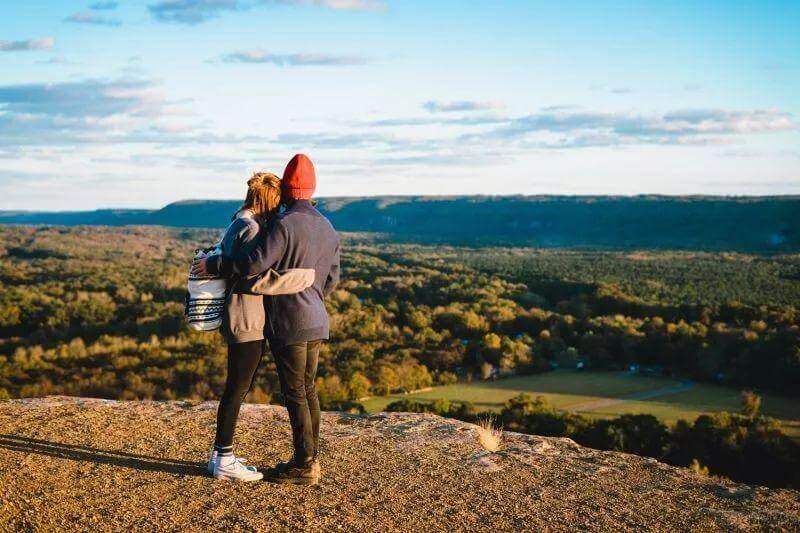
[2,195,799,251]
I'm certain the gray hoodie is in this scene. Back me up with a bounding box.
[219,209,265,344]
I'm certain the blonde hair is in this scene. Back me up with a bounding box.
[241,172,281,219]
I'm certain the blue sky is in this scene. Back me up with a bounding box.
[0,0,798,210]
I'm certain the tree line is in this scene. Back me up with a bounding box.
[0,225,798,487]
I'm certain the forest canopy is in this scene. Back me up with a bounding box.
[1,225,798,402]
[0,225,799,487]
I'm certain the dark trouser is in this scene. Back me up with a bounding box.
[271,340,322,465]
[214,340,263,448]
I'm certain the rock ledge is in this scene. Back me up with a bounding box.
[0,397,798,532]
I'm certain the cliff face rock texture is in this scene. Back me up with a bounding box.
[1,397,798,532]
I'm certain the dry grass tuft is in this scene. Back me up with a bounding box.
[476,415,503,452]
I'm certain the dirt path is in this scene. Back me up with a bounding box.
[0,397,798,532]
[564,380,696,413]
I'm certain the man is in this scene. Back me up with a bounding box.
[192,154,340,485]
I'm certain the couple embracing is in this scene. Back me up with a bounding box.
[191,154,340,485]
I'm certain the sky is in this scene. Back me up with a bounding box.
[0,0,798,211]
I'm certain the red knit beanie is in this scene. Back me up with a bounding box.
[282,154,316,200]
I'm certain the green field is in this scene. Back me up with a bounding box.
[361,371,800,438]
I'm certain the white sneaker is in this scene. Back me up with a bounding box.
[212,454,264,482]
[207,447,257,474]
[207,447,216,474]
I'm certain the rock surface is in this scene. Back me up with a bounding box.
[0,397,798,532]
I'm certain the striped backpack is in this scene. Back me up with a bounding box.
[185,247,227,331]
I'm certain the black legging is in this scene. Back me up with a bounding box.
[214,340,263,449]
[272,340,322,464]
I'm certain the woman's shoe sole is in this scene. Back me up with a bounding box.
[213,472,264,482]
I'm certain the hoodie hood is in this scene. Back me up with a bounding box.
[231,208,255,221]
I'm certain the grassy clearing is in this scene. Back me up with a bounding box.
[361,370,800,438]
[361,371,686,412]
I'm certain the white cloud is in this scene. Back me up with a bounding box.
[148,0,383,25]
[148,0,243,24]
[65,11,123,26]
[89,1,120,9]
[0,79,166,118]
[220,50,370,66]
[305,0,384,10]
[477,108,797,147]
[364,115,506,127]
[0,79,195,149]
[423,100,501,113]
[37,57,77,65]
[0,38,54,52]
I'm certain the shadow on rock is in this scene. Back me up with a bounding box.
[0,434,207,477]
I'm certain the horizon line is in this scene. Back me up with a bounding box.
[3,192,800,214]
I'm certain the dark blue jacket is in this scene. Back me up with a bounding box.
[207,200,340,347]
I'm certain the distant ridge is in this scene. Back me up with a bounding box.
[2,195,799,251]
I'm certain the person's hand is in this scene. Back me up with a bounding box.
[191,256,210,277]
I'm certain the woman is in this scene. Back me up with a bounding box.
[207,172,281,482]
